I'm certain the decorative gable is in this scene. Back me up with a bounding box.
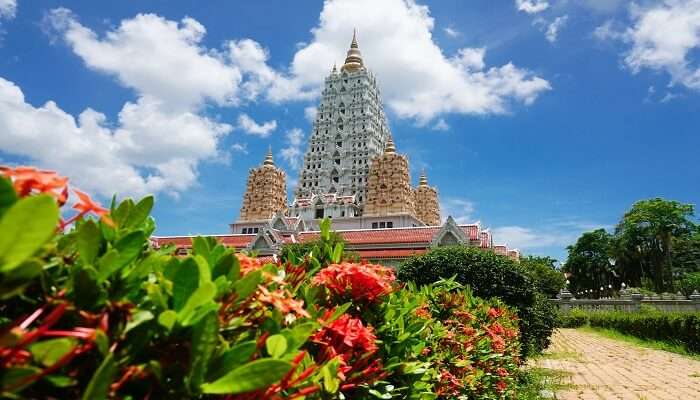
[431,216,468,247]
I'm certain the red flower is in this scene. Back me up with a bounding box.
[237,254,263,275]
[257,286,310,321]
[496,367,509,377]
[0,166,68,202]
[490,334,506,353]
[487,307,503,319]
[496,379,508,393]
[72,189,109,217]
[312,262,395,303]
[312,313,378,362]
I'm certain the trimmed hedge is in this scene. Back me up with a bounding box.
[398,246,556,357]
[557,310,700,352]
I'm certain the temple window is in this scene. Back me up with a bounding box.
[372,222,378,229]
[387,222,393,228]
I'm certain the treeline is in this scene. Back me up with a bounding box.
[564,198,700,296]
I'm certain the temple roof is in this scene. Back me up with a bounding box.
[263,146,275,167]
[341,29,364,72]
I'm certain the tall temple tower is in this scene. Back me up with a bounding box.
[364,136,416,217]
[238,148,287,223]
[414,171,441,226]
[293,31,391,219]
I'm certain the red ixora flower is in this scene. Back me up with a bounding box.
[0,166,68,204]
[312,312,378,362]
[312,262,395,303]
[496,379,508,393]
[236,254,263,275]
[487,307,503,319]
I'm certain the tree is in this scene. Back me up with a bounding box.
[563,229,614,297]
[614,198,695,293]
[519,255,566,298]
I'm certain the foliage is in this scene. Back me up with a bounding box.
[562,229,615,297]
[279,218,358,265]
[0,167,525,399]
[672,233,700,276]
[556,309,589,328]
[397,246,556,358]
[677,272,700,297]
[519,256,566,298]
[559,309,700,353]
[614,198,696,293]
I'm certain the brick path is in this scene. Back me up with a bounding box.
[536,329,700,399]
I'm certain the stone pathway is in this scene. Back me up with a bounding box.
[536,329,700,399]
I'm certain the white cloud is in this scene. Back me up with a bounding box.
[493,220,612,251]
[280,128,305,170]
[46,8,241,110]
[304,106,317,122]
[431,118,449,131]
[237,113,277,137]
[0,0,16,19]
[231,142,248,154]
[592,20,626,41]
[598,0,700,91]
[441,198,476,224]
[545,15,568,43]
[516,0,550,14]
[444,26,460,38]
[0,77,231,198]
[276,0,550,122]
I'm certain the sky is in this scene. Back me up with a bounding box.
[1,0,699,262]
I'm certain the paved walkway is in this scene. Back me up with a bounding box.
[536,329,700,399]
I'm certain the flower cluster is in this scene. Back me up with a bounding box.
[312,262,396,303]
[0,165,110,228]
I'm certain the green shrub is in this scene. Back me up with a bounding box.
[677,272,700,297]
[398,245,557,357]
[587,311,700,352]
[557,309,589,328]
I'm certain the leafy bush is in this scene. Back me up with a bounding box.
[519,256,566,298]
[677,272,700,297]
[586,310,700,353]
[398,246,557,357]
[0,167,525,399]
[557,309,589,328]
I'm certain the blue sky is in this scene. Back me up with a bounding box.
[1,0,699,262]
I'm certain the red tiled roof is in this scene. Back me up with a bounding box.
[153,235,254,249]
[152,224,481,250]
[356,248,428,259]
[298,225,479,245]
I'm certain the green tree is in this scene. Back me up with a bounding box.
[563,229,614,297]
[614,198,695,293]
[519,255,566,298]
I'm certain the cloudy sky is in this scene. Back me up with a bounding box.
[1,0,699,261]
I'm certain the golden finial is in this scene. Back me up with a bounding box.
[385,135,396,154]
[263,145,274,166]
[419,169,428,186]
[342,29,364,72]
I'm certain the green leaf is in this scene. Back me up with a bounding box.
[0,176,18,219]
[29,338,77,367]
[0,195,59,272]
[77,220,102,265]
[96,230,145,282]
[157,310,177,331]
[212,253,236,280]
[111,199,133,227]
[94,330,109,355]
[232,270,262,301]
[73,266,105,310]
[321,358,340,393]
[82,352,116,400]
[187,310,218,394]
[193,255,212,285]
[282,322,319,352]
[200,358,292,394]
[124,310,154,335]
[1,366,41,392]
[265,334,287,358]
[0,260,42,300]
[177,281,217,325]
[332,242,343,263]
[210,340,256,380]
[44,374,77,388]
[125,196,154,228]
[192,236,211,259]
[172,258,199,312]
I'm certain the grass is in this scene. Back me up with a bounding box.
[518,366,574,399]
[578,326,700,361]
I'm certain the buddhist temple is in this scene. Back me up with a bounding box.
[153,32,520,265]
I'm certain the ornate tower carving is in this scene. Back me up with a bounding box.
[238,148,287,222]
[364,136,416,217]
[294,31,391,213]
[414,171,441,226]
